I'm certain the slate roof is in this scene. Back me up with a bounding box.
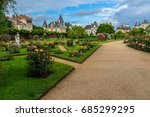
[48,15,65,28]
[85,21,98,30]
[142,20,149,24]
[85,25,92,30]
[42,20,47,28]
[117,25,131,30]
[135,21,141,27]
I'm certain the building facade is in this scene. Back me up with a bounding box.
[116,24,131,33]
[43,15,67,33]
[85,21,99,35]
[9,15,33,31]
[134,20,149,29]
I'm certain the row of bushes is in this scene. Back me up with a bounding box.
[0,28,68,41]
[124,37,150,52]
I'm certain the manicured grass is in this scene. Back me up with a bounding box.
[50,45,100,63]
[0,48,27,58]
[0,56,74,100]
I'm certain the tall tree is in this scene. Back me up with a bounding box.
[96,23,115,34]
[67,26,87,39]
[0,0,16,32]
[129,28,145,36]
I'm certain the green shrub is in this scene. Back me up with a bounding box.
[21,41,30,48]
[9,44,20,54]
[69,50,80,57]
[0,52,13,61]
[66,40,73,47]
[125,36,150,52]
[77,46,87,53]
[48,42,55,49]
[0,62,6,87]
[75,40,80,44]
[43,33,48,39]
[26,47,53,78]
[33,35,39,40]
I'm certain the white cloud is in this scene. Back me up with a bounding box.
[15,0,150,27]
[95,4,128,17]
[16,0,99,12]
[114,0,150,26]
[16,0,123,13]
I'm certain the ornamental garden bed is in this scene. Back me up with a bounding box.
[124,37,150,53]
[50,45,100,63]
[0,56,74,100]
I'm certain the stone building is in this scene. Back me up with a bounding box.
[116,24,131,33]
[43,15,67,33]
[134,20,149,29]
[85,21,99,35]
[9,15,33,31]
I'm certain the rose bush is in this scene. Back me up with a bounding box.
[125,36,150,52]
[26,46,53,78]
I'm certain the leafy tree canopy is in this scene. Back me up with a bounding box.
[129,28,145,36]
[0,0,16,32]
[67,26,87,39]
[96,23,115,34]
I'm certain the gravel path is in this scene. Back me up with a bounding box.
[42,41,150,100]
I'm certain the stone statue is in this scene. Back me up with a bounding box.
[15,32,20,47]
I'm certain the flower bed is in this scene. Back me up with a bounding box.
[124,37,150,52]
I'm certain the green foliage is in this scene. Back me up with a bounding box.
[0,13,12,34]
[26,46,53,78]
[114,31,125,39]
[96,23,115,34]
[33,35,39,40]
[67,40,73,47]
[69,50,80,57]
[0,61,6,86]
[9,44,20,54]
[125,36,150,52]
[51,45,100,63]
[48,42,55,49]
[0,0,16,33]
[7,28,18,35]
[31,29,44,36]
[129,28,145,36]
[0,56,74,99]
[19,29,31,39]
[145,25,150,34]
[67,26,87,39]
[0,51,13,61]
[43,33,48,39]
[33,25,44,30]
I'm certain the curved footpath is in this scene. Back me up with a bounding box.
[42,41,150,100]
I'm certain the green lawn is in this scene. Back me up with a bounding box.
[0,56,74,100]
[50,45,100,63]
[0,48,27,57]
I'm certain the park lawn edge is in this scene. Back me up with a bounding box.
[0,56,74,100]
[38,67,74,100]
[50,45,100,63]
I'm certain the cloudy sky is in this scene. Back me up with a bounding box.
[15,0,150,27]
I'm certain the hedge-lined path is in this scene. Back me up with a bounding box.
[42,41,150,100]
